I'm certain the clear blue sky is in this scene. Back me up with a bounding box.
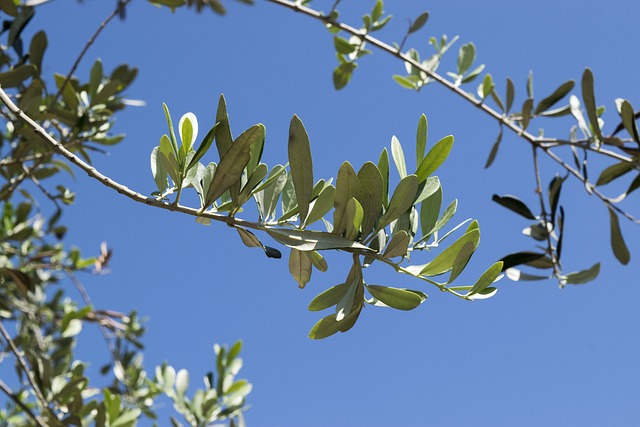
[24,1,640,426]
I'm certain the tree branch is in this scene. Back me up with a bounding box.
[0,380,50,427]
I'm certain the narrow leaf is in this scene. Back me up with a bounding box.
[534,80,575,114]
[366,285,423,310]
[581,68,603,140]
[415,135,454,182]
[492,194,537,219]
[288,115,314,224]
[608,207,630,265]
[289,249,312,288]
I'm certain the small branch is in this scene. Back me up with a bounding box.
[48,0,133,108]
[0,320,50,415]
[531,146,562,279]
[0,379,50,427]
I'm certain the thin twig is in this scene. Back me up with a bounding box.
[531,146,562,279]
[0,320,50,414]
[48,0,133,108]
[0,379,50,427]
[265,0,639,221]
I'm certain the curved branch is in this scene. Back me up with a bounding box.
[265,0,639,222]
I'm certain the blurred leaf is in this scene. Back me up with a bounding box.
[288,115,314,224]
[521,98,533,131]
[534,80,574,114]
[366,285,423,310]
[408,11,429,34]
[608,207,630,265]
[334,36,356,54]
[562,263,600,285]
[415,135,454,182]
[505,268,549,281]
[289,249,312,288]
[499,251,545,270]
[492,194,537,219]
[506,77,515,113]
[595,161,634,187]
[618,99,640,143]
[581,68,603,140]
[484,128,503,169]
[333,62,356,90]
[526,71,534,99]
[457,43,475,75]
[548,174,564,222]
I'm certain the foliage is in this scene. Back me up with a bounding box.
[0,0,638,425]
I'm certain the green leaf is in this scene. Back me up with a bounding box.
[492,194,537,219]
[521,98,533,131]
[408,11,429,34]
[334,36,356,54]
[393,75,417,90]
[581,68,603,140]
[526,71,534,98]
[457,43,475,75]
[608,208,630,265]
[469,261,503,296]
[378,148,390,208]
[375,175,419,233]
[333,62,356,90]
[416,114,428,163]
[383,230,409,258]
[150,147,168,192]
[534,80,575,114]
[344,198,364,241]
[179,112,198,158]
[366,285,423,310]
[619,99,640,143]
[391,136,407,178]
[89,59,103,99]
[305,185,336,226]
[595,161,634,187]
[289,249,312,288]
[356,162,384,239]
[548,174,564,222]
[288,115,314,224]
[415,176,440,204]
[236,226,280,258]
[506,77,515,113]
[187,123,218,172]
[304,250,328,272]
[484,128,503,169]
[420,229,480,276]
[308,308,361,339]
[430,199,457,235]
[420,184,441,238]
[415,135,454,182]
[162,103,179,157]
[333,162,361,236]
[205,125,264,207]
[0,64,36,88]
[562,263,600,285]
[309,283,350,311]
[479,73,494,99]
[505,268,550,281]
[265,228,373,253]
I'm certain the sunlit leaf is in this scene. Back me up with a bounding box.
[420,229,480,277]
[376,175,419,233]
[366,285,423,310]
[288,115,314,224]
[469,261,503,295]
[415,135,453,182]
[391,136,407,178]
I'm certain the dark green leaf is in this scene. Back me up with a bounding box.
[333,162,360,236]
[548,174,564,222]
[506,77,515,113]
[0,64,36,88]
[334,36,356,55]
[288,115,314,224]
[309,283,350,311]
[383,230,409,258]
[521,98,533,131]
[484,128,503,169]
[499,251,545,270]
[205,124,264,207]
[492,194,536,219]
[534,80,575,114]
[608,207,630,265]
[408,11,429,34]
[356,162,383,239]
[581,68,603,140]
[619,99,640,143]
[562,263,600,285]
[595,161,634,187]
[376,175,419,233]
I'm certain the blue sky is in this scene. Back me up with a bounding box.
[21,1,640,426]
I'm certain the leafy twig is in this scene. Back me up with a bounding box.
[0,380,50,427]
